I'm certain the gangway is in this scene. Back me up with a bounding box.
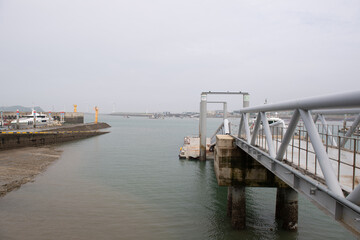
[216,91,360,233]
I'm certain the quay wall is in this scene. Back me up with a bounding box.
[0,123,110,150]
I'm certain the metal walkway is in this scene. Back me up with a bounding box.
[213,91,360,234]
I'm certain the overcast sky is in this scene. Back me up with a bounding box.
[0,0,359,113]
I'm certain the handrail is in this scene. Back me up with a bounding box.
[210,119,231,145]
[237,91,360,201]
[239,91,360,113]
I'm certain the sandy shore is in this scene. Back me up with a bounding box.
[0,147,62,197]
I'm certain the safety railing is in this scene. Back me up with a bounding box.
[248,124,360,193]
[210,119,231,145]
[237,91,360,201]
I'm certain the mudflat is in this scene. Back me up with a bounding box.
[0,147,62,197]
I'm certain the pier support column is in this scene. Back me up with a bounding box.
[199,93,207,161]
[276,187,298,231]
[228,186,246,229]
[227,186,232,217]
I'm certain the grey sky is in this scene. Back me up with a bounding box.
[0,0,359,113]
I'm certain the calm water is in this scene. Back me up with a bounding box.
[0,116,356,240]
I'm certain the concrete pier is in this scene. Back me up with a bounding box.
[276,187,298,231]
[228,186,246,229]
[214,135,298,231]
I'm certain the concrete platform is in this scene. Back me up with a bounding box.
[179,136,213,160]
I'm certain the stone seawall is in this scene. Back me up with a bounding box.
[0,122,110,150]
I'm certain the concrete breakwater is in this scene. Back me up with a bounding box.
[0,122,111,150]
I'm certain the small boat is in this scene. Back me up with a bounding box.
[11,110,53,126]
[249,117,286,131]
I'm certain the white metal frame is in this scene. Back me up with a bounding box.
[236,91,360,234]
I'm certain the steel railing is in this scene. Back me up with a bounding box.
[210,119,231,145]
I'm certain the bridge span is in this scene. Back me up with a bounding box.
[208,91,360,234]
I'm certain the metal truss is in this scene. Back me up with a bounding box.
[235,91,360,234]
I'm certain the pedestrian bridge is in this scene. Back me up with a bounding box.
[208,91,360,234]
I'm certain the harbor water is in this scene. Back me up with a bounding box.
[0,116,356,239]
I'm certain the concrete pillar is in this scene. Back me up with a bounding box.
[223,102,227,120]
[243,94,250,128]
[243,94,250,108]
[228,186,246,229]
[276,187,298,231]
[199,94,207,161]
[227,186,232,217]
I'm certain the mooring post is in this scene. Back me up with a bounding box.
[199,93,207,161]
[276,187,298,231]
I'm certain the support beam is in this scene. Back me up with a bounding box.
[199,94,207,161]
[238,114,244,138]
[276,110,300,160]
[260,112,276,158]
[299,109,344,197]
[318,114,337,147]
[346,180,360,206]
[243,113,251,144]
[250,113,261,146]
[340,114,360,148]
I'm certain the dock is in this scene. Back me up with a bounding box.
[179,136,213,160]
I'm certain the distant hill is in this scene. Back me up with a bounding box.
[0,106,44,112]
